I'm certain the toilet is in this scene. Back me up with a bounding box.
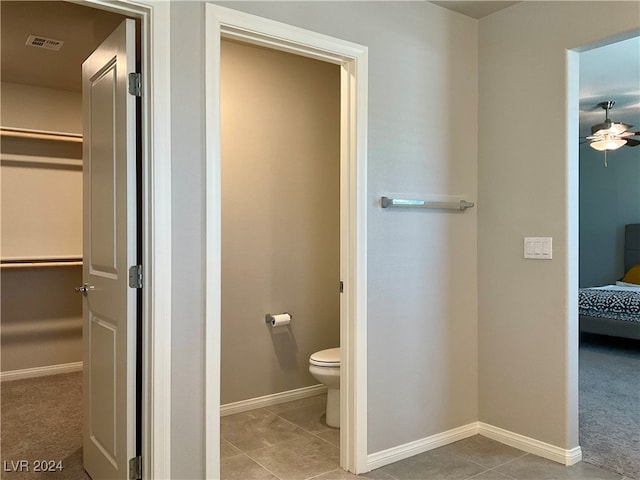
[309,347,340,428]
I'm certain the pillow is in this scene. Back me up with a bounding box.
[616,281,640,288]
[621,264,640,285]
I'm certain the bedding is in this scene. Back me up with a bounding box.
[579,284,640,323]
[579,224,640,339]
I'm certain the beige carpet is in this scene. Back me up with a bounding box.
[580,333,640,480]
[1,372,89,480]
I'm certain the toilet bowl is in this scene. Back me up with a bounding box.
[309,347,340,428]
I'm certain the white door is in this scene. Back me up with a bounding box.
[81,19,138,480]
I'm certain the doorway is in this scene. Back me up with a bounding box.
[0,3,129,477]
[219,36,341,477]
[573,34,640,480]
[204,5,369,477]
[0,1,171,478]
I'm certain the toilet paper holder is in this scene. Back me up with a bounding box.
[265,312,292,326]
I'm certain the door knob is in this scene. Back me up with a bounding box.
[75,283,95,296]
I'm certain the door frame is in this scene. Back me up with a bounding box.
[566,29,640,464]
[78,1,172,478]
[566,47,581,457]
[204,4,369,477]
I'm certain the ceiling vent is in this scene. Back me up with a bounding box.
[25,34,64,51]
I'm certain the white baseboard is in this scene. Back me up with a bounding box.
[366,421,582,471]
[1,361,83,382]
[478,422,582,466]
[220,384,327,417]
[367,422,479,471]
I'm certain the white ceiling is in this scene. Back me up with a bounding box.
[430,1,520,19]
[0,1,124,92]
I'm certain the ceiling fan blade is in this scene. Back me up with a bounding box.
[588,101,634,136]
[625,138,640,147]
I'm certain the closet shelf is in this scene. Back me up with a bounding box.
[0,126,82,143]
[1,257,83,269]
[1,261,82,269]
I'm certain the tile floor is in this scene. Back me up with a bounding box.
[220,393,629,480]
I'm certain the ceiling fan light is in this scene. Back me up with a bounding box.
[610,122,631,135]
[588,101,633,136]
[590,137,627,151]
[591,121,612,136]
[590,123,631,136]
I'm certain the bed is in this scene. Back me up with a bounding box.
[579,224,640,340]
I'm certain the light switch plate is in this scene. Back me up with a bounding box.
[524,237,552,259]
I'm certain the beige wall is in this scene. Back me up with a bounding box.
[478,1,640,449]
[1,82,82,134]
[1,266,83,372]
[170,3,206,470]
[220,40,340,404]
[171,2,478,474]
[1,82,83,373]
[1,148,82,259]
[10,1,636,475]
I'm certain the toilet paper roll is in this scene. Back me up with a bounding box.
[268,313,291,327]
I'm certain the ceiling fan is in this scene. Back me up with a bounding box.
[583,101,639,167]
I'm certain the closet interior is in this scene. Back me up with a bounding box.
[0,0,124,381]
[1,91,84,379]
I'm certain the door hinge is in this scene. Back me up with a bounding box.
[129,456,142,480]
[128,72,142,97]
[339,281,344,293]
[129,265,143,289]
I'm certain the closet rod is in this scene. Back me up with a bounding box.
[0,126,83,143]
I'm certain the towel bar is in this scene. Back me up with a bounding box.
[381,196,474,211]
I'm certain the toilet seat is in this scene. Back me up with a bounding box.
[310,347,340,367]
